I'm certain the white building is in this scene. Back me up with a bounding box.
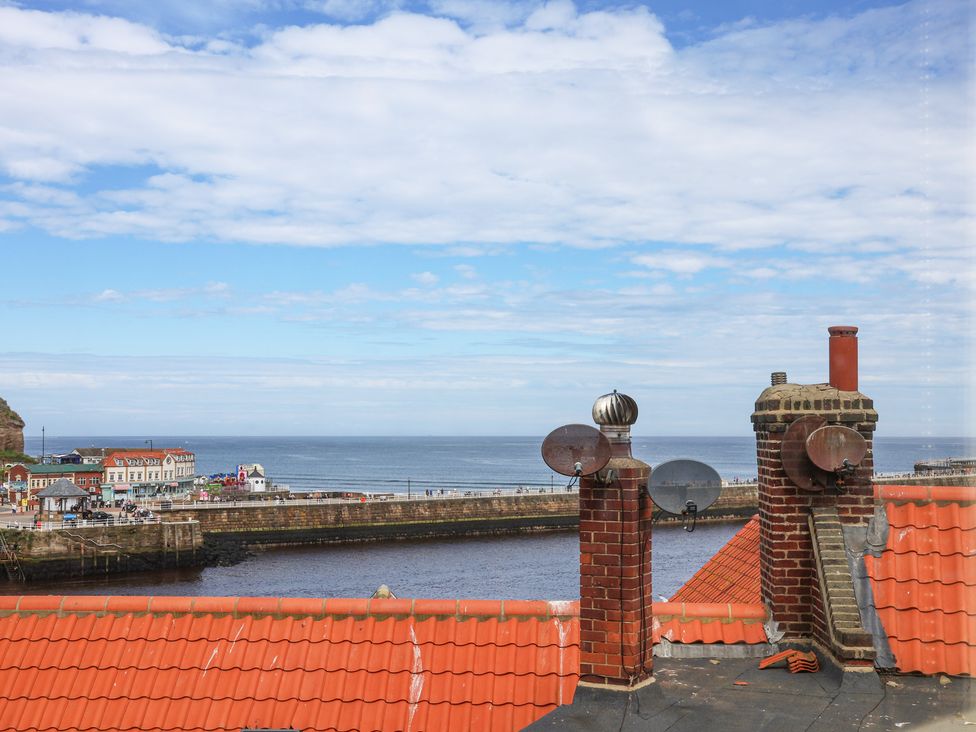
[102,449,196,501]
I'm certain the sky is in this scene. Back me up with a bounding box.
[0,0,973,437]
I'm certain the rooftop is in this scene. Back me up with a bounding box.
[528,656,974,731]
[15,463,101,475]
[34,478,88,498]
[0,596,770,732]
[670,514,761,604]
[865,484,975,677]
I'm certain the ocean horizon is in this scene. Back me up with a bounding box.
[22,434,975,494]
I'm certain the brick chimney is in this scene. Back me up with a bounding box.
[578,391,654,687]
[751,327,877,640]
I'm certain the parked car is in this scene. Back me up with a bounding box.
[91,510,111,525]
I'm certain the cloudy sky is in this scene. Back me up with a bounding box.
[0,0,972,437]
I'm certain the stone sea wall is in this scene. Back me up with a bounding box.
[0,522,202,582]
[161,493,582,547]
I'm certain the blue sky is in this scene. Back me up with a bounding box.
[0,0,973,437]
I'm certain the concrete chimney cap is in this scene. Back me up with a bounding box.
[592,390,638,427]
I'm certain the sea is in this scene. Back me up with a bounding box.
[17,435,973,601]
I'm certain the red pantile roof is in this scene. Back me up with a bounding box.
[652,602,768,645]
[866,485,976,676]
[0,596,579,732]
[0,595,769,732]
[670,515,761,604]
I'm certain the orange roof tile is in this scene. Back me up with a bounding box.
[0,595,769,731]
[670,515,761,604]
[652,602,768,645]
[866,485,976,677]
[0,596,580,732]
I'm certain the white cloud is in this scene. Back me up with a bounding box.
[0,0,969,290]
[93,288,124,302]
[632,251,730,275]
[411,271,440,286]
[0,6,169,54]
[454,264,477,279]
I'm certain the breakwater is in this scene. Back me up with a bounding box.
[0,522,202,582]
[154,474,975,549]
[159,493,581,547]
[156,483,762,549]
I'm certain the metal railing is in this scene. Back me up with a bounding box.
[3,516,166,532]
[145,484,581,511]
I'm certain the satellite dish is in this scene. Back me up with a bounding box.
[806,425,867,473]
[781,415,827,492]
[541,424,611,477]
[647,459,722,515]
[782,416,869,492]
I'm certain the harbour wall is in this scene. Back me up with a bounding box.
[158,484,763,548]
[160,493,582,547]
[155,474,975,549]
[0,522,202,582]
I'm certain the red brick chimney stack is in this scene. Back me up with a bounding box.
[578,391,654,687]
[751,327,877,640]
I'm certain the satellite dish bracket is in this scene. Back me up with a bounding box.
[681,500,698,533]
[595,468,616,486]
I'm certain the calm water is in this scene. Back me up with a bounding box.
[18,522,743,601]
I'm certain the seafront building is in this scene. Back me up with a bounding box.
[3,447,196,507]
[101,448,196,502]
[4,462,103,508]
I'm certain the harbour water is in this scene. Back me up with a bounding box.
[15,434,972,600]
[18,521,744,601]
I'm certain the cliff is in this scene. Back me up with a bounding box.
[0,398,25,454]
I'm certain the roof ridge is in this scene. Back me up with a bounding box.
[0,596,582,621]
[876,485,976,504]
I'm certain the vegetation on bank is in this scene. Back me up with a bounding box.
[0,450,36,481]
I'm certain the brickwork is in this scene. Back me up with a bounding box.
[578,458,653,686]
[752,382,877,639]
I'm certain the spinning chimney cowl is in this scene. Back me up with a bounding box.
[592,390,638,427]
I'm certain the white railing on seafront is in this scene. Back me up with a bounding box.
[143,485,581,511]
[3,516,165,532]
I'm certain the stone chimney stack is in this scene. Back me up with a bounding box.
[578,391,654,687]
[751,327,877,640]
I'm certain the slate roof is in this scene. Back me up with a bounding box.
[0,595,769,732]
[35,478,88,498]
[865,485,975,676]
[670,515,761,604]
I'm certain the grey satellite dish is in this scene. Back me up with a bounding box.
[541,424,612,477]
[647,459,722,520]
